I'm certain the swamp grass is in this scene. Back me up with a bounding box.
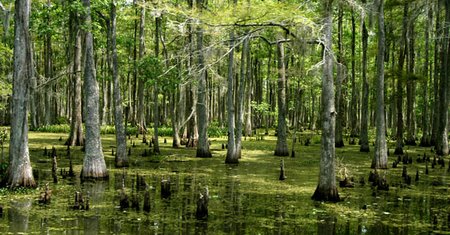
[0,130,448,234]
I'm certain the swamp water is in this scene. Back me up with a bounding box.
[0,132,448,234]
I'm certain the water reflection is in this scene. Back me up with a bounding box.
[222,166,245,234]
[8,199,31,233]
[317,214,336,235]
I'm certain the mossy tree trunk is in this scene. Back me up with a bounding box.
[67,7,84,147]
[372,0,388,169]
[405,18,416,146]
[335,3,344,148]
[349,9,358,138]
[195,0,211,158]
[111,0,128,167]
[420,2,432,147]
[312,0,339,202]
[153,15,161,154]
[359,4,369,153]
[274,41,289,157]
[430,1,440,147]
[225,30,238,164]
[81,0,108,179]
[136,0,146,135]
[394,3,408,155]
[6,0,36,188]
[436,0,450,156]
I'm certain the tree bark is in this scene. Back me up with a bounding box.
[111,0,128,167]
[235,36,249,158]
[436,0,450,156]
[431,0,441,146]
[5,0,36,188]
[394,3,408,155]
[137,0,146,135]
[225,30,238,164]
[312,0,339,202]
[359,8,369,153]
[372,0,388,169]
[195,0,211,158]
[67,14,84,147]
[153,16,161,154]
[349,9,358,138]
[335,4,344,148]
[420,2,432,147]
[274,41,289,156]
[81,0,108,179]
[405,17,416,146]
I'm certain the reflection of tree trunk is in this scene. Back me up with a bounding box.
[8,199,31,233]
[317,214,336,235]
[84,216,100,235]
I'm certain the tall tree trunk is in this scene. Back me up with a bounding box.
[137,0,146,134]
[335,4,344,148]
[44,0,54,126]
[67,13,84,147]
[235,36,249,158]
[153,16,161,154]
[312,0,339,202]
[420,2,432,147]
[81,0,108,179]
[431,0,441,146]
[186,0,198,147]
[349,9,358,138]
[195,0,211,158]
[225,30,238,164]
[274,41,289,156]
[405,18,416,146]
[436,0,450,156]
[111,0,128,167]
[394,3,408,155]
[173,59,185,148]
[372,0,388,169]
[360,7,370,153]
[244,51,252,137]
[5,0,36,188]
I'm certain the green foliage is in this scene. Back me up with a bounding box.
[100,125,137,135]
[138,56,163,86]
[35,124,71,133]
[207,122,227,138]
